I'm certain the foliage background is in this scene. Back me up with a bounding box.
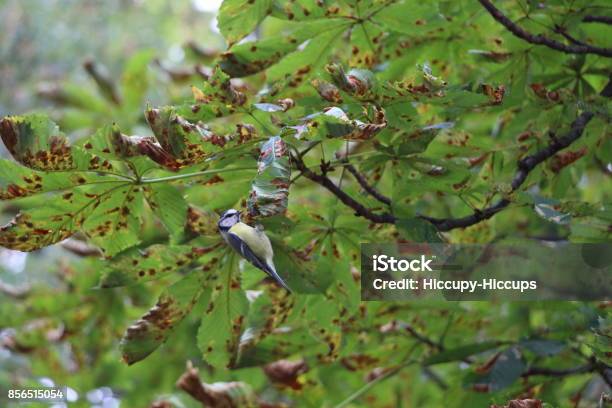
[0,0,610,407]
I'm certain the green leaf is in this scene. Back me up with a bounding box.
[120,270,208,365]
[218,0,273,46]
[81,184,144,256]
[235,327,321,367]
[265,26,345,83]
[219,19,346,77]
[1,114,84,171]
[0,158,125,200]
[120,49,154,112]
[372,1,445,35]
[98,240,219,288]
[270,0,337,21]
[0,188,96,251]
[396,122,454,156]
[198,251,249,369]
[238,287,293,350]
[37,81,107,112]
[145,106,225,170]
[143,183,188,239]
[247,136,290,218]
[180,66,247,120]
[396,218,442,243]
[589,316,612,366]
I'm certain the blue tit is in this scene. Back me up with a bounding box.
[217,209,291,292]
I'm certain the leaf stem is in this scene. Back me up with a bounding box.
[138,166,256,184]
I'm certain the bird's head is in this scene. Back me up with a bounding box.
[218,208,241,231]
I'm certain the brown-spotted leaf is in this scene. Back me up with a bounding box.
[311,79,343,103]
[81,184,144,256]
[0,114,73,170]
[0,178,152,255]
[217,0,273,46]
[0,114,119,173]
[270,0,339,21]
[326,63,376,98]
[396,122,454,156]
[0,205,81,252]
[176,361,257,408]
[282,107,386,141]
[197,251,249,369]
[263,359,308,390]
[120,270,209,365]
[179,67,247,121]
[80,124,175,167]
[98,239,221,288]
[239,285,293,351]
[143,183,189,238]
[186,206,220,236]
[0,158,123,200]
[247,136,290,218]
[83,121,229,173]
[219,19,345,77]
[0,185,131,252]
[145,106,227,170]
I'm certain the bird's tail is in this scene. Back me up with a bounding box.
[264,260,292,293]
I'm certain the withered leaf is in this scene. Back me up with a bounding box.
[247,136,290,218]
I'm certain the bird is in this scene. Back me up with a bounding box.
[217,209,291,292]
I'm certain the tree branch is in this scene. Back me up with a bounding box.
[583,15,612,25]
[478,0,612,57]
[523,364,594,378]
[294,110,596,231]
[553,25,590,47]
[292,152,395,224]
[345,163,392,206]
[421,76,611,231]
[294,77,610,232]
[421,111,594,231]
[523,361,612,388]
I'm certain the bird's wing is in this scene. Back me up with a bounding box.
[226,232,291,292]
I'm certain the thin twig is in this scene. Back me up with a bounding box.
[294,108,597,231]
[420,77,611,231]
[523,361,612,388]
[554,25,590,47]
[421,110,595,231]
[293,74,608,232]
[478,0,612,57]
[291,152,395,224]
[583,15,612,25]
[345,163,392,206]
